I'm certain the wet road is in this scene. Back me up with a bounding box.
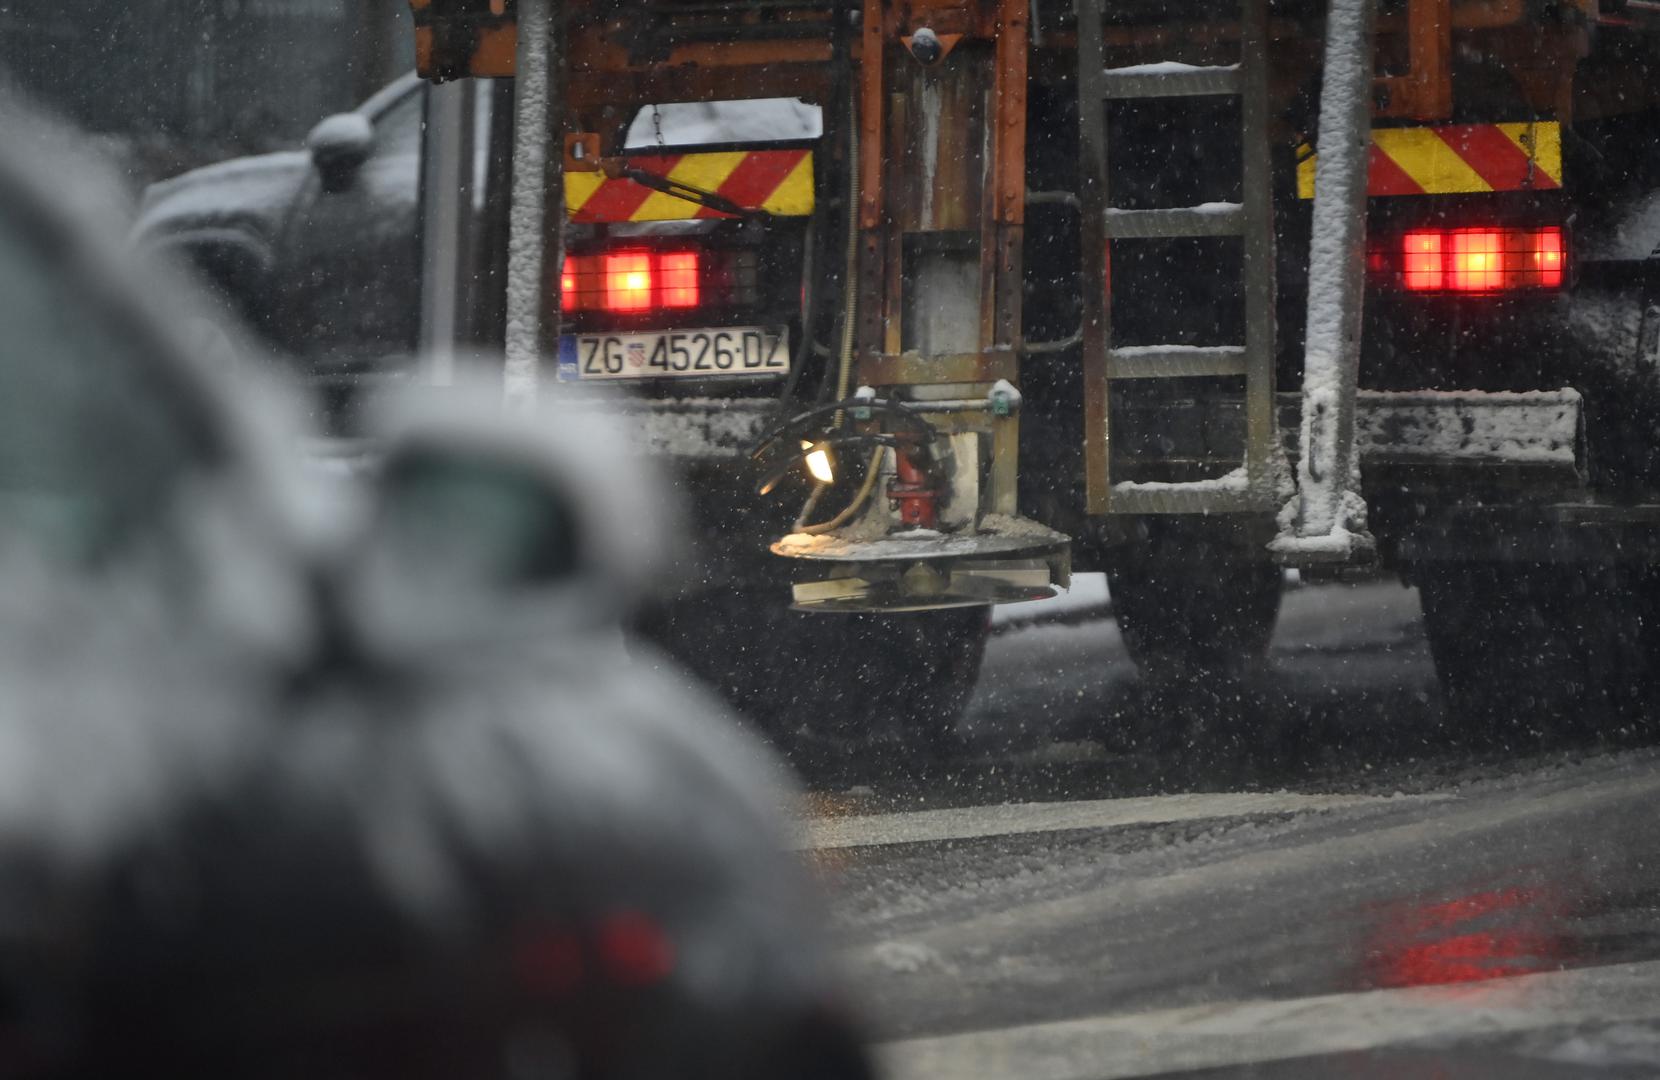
[797,578,1660,1076]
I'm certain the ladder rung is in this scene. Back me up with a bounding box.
[1107,345,1247,379]
[1104,203,1243,239]
[1108,483,1264,515]
[1101,63,1241,100]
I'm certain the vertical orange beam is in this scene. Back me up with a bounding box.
[1075,0,1110,512]
[1407,0,1452,118]
[1378,0,1452,119]
[859,0,887,230]
[993,0,1028,231]
[989,0,1028,353]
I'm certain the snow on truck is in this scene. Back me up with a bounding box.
[407,0,1659,745]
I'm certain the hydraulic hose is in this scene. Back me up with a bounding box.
[791,80,866,534]
[799,448,884,535]
[833,82,859,411]
[776,13,852,413]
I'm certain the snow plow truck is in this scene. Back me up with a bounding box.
[405,0,1660,749]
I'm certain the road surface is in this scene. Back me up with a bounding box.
[797,578,1660,1077]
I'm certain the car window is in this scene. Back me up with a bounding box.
[0,203,219,566]
[371,82,425,158]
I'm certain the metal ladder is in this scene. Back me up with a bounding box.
[1074,0,1279,515]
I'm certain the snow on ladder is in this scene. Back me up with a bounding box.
[1075,0,1279,515]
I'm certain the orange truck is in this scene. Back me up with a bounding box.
[407,0,1659,746]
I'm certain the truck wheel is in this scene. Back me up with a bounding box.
[1107,556,1281,681]
[640,595,990,766]
[1416,563,1652,736]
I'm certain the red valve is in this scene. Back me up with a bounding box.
[889,441,939,529]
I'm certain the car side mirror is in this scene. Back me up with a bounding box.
[338,370,677,656]
[343,438,593,655]
[306,113,373,193]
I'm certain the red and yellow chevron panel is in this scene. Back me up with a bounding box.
[1297,122,1561,200]
[566,149,814,223]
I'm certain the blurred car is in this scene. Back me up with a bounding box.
[131,73,425,383]
[1,97,871,1080]
[130,76,820,386]
[0,92,320,682]
[131,76,983,763]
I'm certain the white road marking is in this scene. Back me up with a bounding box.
[881,959,1660,1080]
[795,791,1440,851]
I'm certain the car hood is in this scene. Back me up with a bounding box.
[133,149,312,243]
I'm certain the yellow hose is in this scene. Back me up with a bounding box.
[799,448,883,535]
[794,82,868,536]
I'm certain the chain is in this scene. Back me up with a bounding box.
[652,105,665,149]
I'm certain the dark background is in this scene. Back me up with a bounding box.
[0,0,413,187]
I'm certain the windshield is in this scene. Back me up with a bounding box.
[0,192,218,565]
[8,1,1660,1077]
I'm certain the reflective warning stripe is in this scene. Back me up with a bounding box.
[1297,122,1561,199]
[566,149,814,222]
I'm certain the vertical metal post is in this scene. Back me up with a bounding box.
[1239,0,1277,506]
[1293,0,1376,547]
[503,0,561,411]
[1075,0,1112,515]
[419,79,477,386]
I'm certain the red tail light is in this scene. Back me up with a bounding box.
[1390,226,1565,293]
[1402,230,1444,291]
[560,250,703,314]
[605,252,655,312]
[658,252,700,309]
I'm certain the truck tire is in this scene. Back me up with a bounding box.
[1107,555,1281,681]
[640,594,990,767]
[1416,562,1653,737]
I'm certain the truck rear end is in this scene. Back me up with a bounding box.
[408,0,1660,745]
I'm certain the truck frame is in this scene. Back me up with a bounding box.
[407,0,1660,744]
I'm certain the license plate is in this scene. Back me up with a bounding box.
[557,327,789,381]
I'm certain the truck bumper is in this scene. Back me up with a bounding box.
[594,390,1607,568]
[604,398,777,460]
[1341,389,1660,565]
[596,388,1589,492]
[1347,389,1584,478]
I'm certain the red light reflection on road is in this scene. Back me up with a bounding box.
[1366,885,1565,990]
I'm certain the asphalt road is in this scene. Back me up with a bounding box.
[797,578,1660,1077]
